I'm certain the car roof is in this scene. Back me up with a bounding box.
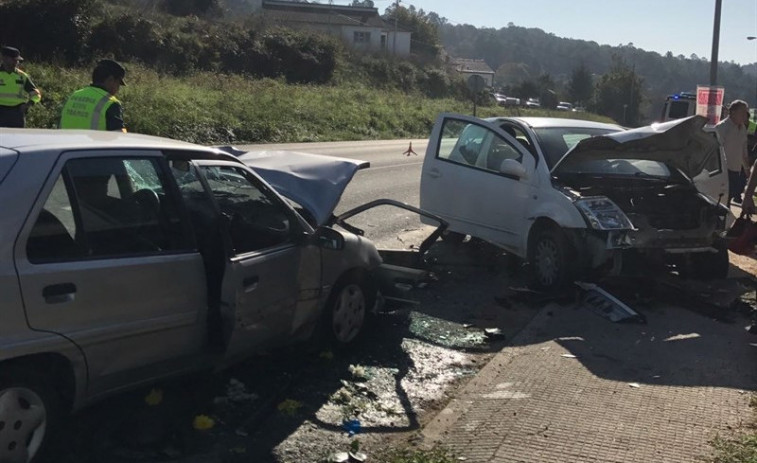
[0,128,213,154]
[485,116,622,131]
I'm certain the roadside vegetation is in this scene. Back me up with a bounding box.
[708,394,757,463]
[377,447,457,463]
[23,62,614,144]
[5,0,615,144]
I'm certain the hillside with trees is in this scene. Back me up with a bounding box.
[2,0,750,141]
[434,20,756,123]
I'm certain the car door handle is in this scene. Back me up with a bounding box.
[243,276,259,293]
[42,283,77,304]
[427,168,441,179]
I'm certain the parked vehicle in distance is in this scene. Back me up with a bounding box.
[503,96,521,106]
[556,102,574,111]
[0,129,443,463]
[660,92,697,121]
[420,114,730,291]
[525,98,541,109]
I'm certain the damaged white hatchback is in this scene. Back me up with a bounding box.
[0,129,442,463]
[420,114,730,290]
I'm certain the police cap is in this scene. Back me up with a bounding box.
[96,59,126,85]
[1,46,23,61]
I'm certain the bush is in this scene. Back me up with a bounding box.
[160,0,223,17]
[0,0,101,64]
[88,14,163,64]
[261,30,338,84]
[421,68,451,98]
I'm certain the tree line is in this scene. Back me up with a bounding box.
[434,20,755,124]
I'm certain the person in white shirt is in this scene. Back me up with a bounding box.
[715,100,750,207]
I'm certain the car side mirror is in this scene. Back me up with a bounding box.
[311,227,345,250]
[499,159,528,179]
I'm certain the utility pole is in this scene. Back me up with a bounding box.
[749,36,757,108]
[709,0,722,85]
[393,0,399,56]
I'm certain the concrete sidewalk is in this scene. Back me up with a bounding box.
[421,301,757,462]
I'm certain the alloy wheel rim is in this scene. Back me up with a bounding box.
[535,238,559,286]
[0,387,47,463]
[332,284,366,344]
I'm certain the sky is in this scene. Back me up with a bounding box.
[334,0,757,65]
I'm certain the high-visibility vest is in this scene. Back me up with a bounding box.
[0,69,40,107]
[59,86,120,130]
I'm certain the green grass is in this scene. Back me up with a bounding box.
[21,61,616,144]
[377,447,458,463]
[707,394,757,463]
[710,434,757,463]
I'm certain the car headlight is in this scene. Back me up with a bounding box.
[575,197,634,231]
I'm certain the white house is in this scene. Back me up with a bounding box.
[449,58,495,87]
[251,0,411,56]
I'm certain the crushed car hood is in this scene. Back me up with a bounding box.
[219,146,369,226]
[552,115,720,179]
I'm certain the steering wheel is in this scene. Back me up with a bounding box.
[129,189,161,222]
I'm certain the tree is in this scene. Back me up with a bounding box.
[383,4,441,61]
[351,0,374,7]
[568,63,593,106]
[161,0,223,17]
[0,0,100,64]
[537,73,559,108]
[593,55,644,125]
[495,63,532,88]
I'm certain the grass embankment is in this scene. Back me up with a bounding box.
[22,62,615,144]
[709,394,757,463]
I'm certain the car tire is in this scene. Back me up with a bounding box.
[440,230,466,244]
[528,226,575,291]
[682,239,729,280]
[0,367,63,463]
[324,273,376,347]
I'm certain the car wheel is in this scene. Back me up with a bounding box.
[528,226,574,291]
[325,275,375,346]
[0,368,62,463]
[440,230,466,244]
[682,239,729,280]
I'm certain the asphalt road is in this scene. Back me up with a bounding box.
[236,139,431,247]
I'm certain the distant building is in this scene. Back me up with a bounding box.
[449,58,495,87]
[249,0,411,56]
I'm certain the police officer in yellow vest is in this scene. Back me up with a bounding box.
[0,46,42,128]
[60,59,127,132]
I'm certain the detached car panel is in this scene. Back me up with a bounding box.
[420,114,730,290]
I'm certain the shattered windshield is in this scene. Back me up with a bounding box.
[532,127,622,168]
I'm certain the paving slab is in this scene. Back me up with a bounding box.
[422,301,757,462]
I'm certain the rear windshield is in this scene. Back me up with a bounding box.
[0,148,19,185]
[667,100,694,120]
[531,127,622,168]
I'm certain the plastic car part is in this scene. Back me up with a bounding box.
[576,281,646,323]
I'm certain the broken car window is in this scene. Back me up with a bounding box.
[198,165,293,254]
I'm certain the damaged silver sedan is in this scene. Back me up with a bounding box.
[0,129,443,463]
